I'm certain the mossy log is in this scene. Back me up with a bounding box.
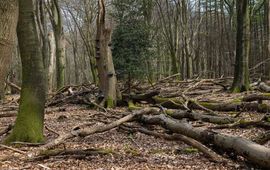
[167,110,235,124]
[153,96,270,113]
[242,93,270,102]
[139,114,270,168]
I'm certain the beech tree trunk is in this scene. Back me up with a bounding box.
[51,0,65,89]
[231,0,250,92]
[5,0,46,144]
[0,0,18,101]
[96,0,117,107]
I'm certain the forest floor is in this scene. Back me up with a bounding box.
[0,79,269,170]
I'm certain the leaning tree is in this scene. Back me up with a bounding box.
[5,0,46,143]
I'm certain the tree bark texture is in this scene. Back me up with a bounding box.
[96,0,117,107]
[140,114,270,168]
[231,0,250,92]
[0,0,18,101]
[5,0,46,143]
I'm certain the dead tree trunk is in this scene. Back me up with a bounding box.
[139,114,270,168]
[96,0,117,108]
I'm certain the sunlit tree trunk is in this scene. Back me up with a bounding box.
[231,0,250,92]
[5,0,46,143]
[0,0,18,101]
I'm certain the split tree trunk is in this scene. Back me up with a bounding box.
[5,0,46,144]
[0,0,18,101]
[96,0,117,107]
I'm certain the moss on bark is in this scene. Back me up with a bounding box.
[4,88,45,144]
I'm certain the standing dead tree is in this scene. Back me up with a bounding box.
[96,0,117,108]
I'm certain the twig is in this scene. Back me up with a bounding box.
[6,80,21,92]
[11,142,44,146]
[0,144,26,155]
[37,164,51,170]
[45,125,60,136]
[0,124,13,136]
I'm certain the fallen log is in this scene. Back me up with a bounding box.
[122,90,160,103]
[46,90,92,107]
[32,148,111,161]
[167,110,235,124]
[242,93,270,102]
[41,108,156,150]
[153,96,270,113]
[121,126,226,163]
[210,115,270,130]
[139,114,270,168]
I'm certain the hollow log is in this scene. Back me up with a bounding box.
[139,114,270,168]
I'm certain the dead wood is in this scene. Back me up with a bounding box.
[0,124,12,136]
[121,126,225,163]
[153,96,270,113]
[41,108,156,150]
[122,90,160,103]
[46,90,92,107]
[32,148,111,161]
[0,111,17,118]
[6,80,21,92]
[184,89,218,96]
[242,93,270,102]
[210,118,270,130]
[168,110,235,124]
[0,144,26,155]
[253,130,270,145]
[139,114,270,168]
[258,82,270,92]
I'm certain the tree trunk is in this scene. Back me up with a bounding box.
[231,0,250,92]
[51,0,65,89]
[5,0,46,144]
[96,0,117,107]
[0,0,18,101]
[48,32,56,92]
